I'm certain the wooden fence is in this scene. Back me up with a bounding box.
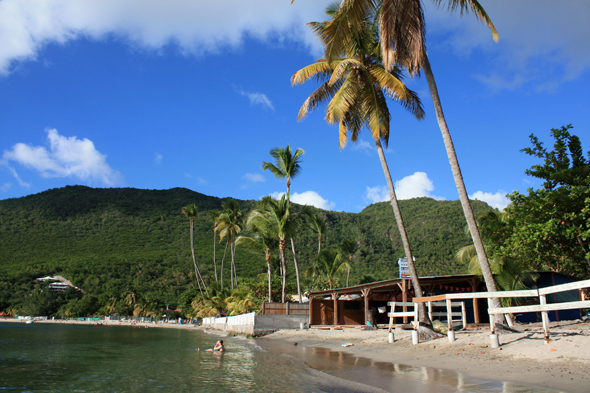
[261,302,309,316]
[414,278,590,339]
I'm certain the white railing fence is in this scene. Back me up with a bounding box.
[414,278,590,339]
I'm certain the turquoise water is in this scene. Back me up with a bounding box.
[0,323,562,392]
[0,322,379,392]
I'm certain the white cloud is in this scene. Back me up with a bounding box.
[0,0,327,75]
[395,172,445,200]
[426,1,590,90]
[239,90,274,111]
[0,182,11,192]
[350,139,374,153]
[243,173,265,183]
[196,177,207,185]
[291,191,335,210]
[470,190,510,211]
[365,185,389,204]
[365,172,445,204]
[6,165,32,188]
[154,152,163,164]
[268,190,335,210]
[2,128,123,186]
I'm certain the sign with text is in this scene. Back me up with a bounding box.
[398,257,411,279]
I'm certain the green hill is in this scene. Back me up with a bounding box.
[0,186,494,312]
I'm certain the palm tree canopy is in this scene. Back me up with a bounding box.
[181,203,199,221]
[339,238,360,260]
[261,145,305,192]
[217,199,245,244]
[318,0,498,74]
[292,6,424,149]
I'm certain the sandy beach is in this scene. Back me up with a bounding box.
[255,320,590,393]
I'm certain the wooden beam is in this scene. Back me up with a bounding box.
[402,279,407,323]
[471,278,480,324]
[362,289,370,325]
[488,300,590,314]
[333,293,339,325]
[413,294,447,303]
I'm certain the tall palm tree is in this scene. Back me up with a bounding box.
[292,6,432,327]
[338,238,359,286]
[236,228,279,303]
[248,195,305,303]
[208,209,220,282]
[217,200,245,290]
[182,203,207,297]
[319,0,506,325]
[262,145,305,197]
[306,212,327,254]
[262,145,306,303]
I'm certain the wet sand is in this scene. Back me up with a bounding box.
[255,320,590,393]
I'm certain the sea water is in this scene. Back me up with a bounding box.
[0,323,561,392]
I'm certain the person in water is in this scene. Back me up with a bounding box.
[197,339,225,352]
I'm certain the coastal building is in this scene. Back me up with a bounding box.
[307,272,584,327]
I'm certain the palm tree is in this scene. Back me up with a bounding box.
[262,145,305,197]
[236,229,279,303]
[318,0,506,325]
[182,204,207,297]
[338,238,359,286]
[247,195,304,303]
[262,145,306,303]
[208,209,221,282]
[292,6,431,327]
[217,199,245,290]
[306,212,327,254]
[306,249,351,290]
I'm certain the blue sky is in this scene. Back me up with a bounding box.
[0,0,588,213]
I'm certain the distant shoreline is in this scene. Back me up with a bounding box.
[0,317,200,330]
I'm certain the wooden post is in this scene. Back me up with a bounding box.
[488,298,495,334]
[362,289,370,325]
[446,298,453,331]
[471,278,480,324]
[540,294,550,339]
[333,293,339,326]
[286,302,290,316]
[461,301,467,329]
[309,296,314,326]
[427,301,432,321]
[402,279,408,323]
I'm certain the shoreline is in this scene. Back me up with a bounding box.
[255,320,590,393]
[4,317,589,392]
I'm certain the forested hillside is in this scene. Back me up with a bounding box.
[0,186,494,312]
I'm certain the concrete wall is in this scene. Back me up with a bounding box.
[203,314,308,336]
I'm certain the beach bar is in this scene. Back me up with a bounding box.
[307,272,585,327]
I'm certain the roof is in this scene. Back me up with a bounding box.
[308,274,481,297]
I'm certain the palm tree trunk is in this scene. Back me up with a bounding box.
[213,229,218,282]
[346,266,350,287]
[280,246,287,303]
[421,56,506,325]
[190,221,204,298]
[220,241,228,290]
[230,242,235,290]
[232,243,239,289]
[266,252,273,302]
[290,237,302,303]
[374,139,430,325]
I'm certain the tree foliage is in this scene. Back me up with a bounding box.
[500,125,590,277]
